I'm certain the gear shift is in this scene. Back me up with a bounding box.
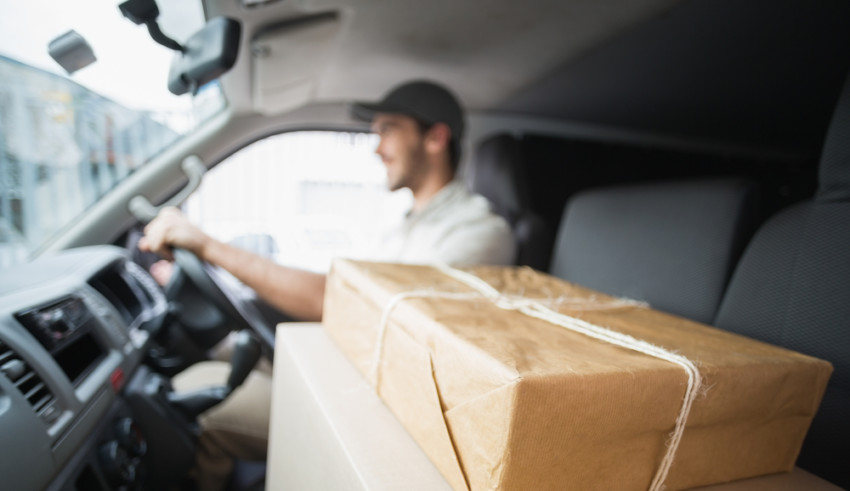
[226,330,262,389]
[169,330,262,419]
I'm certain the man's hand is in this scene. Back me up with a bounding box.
[139,207,326,321]
[138,207,211,260]
[149,259,175,286]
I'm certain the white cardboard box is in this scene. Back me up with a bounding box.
[267,324,452,490]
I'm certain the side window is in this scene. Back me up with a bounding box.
[184,131,411,272]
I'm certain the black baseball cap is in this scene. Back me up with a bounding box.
[351,80,465,142]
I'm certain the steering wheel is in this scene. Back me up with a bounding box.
[172,248,276,353]
[130,157,276,352]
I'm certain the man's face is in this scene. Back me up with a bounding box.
[372,113,428,192]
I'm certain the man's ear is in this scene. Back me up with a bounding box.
[424,122,451,156]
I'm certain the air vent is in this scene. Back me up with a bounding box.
[0,340,60,423]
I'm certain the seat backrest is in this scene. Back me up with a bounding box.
[713,74,850,488]
[468,134,553,270]
[549,178,759,324]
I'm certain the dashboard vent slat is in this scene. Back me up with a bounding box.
[22,379,46,399]
[0,341,58,421]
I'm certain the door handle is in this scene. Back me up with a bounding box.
[128,155,206,222]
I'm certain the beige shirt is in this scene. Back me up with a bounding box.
[372,180,516,266]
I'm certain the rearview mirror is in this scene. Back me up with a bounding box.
[167,17,241,95]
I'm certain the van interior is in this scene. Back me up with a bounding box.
[0,0,848,489]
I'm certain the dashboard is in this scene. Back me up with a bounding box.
[0,246,168,490]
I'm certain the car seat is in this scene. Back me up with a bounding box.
[549,178,759,324]
[713,72,850,488]
[468,133,554,270]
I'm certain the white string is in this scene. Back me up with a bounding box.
[368,289,641,386]
[369,290,483,387]
[433,263,702,491]
[367,264,701,491]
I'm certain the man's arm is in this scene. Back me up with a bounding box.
[138,207,326,321]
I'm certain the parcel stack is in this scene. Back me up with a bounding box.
[322,259,832,491]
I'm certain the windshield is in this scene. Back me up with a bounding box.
[0,0,224,269]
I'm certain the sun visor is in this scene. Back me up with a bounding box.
[251,12,343,115]
[168,17,241,95]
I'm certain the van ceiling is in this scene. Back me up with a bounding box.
[208,0,850,157]
[498,0,850,156]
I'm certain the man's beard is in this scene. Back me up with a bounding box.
[386,144,427,192]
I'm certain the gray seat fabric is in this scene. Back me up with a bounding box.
[468,134,553,270]
[714,73,850,488]
[549,178,758,324]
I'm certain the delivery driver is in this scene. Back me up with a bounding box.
[139,80,516,490]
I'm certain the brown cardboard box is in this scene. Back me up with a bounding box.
[322,259,833,491]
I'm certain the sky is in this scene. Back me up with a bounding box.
[0,0,204,112]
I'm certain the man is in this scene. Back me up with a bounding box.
[139,80,515,489]
[140,80,513,319]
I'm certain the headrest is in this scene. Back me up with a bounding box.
[817,71,850,202]
[468,134,530,222]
